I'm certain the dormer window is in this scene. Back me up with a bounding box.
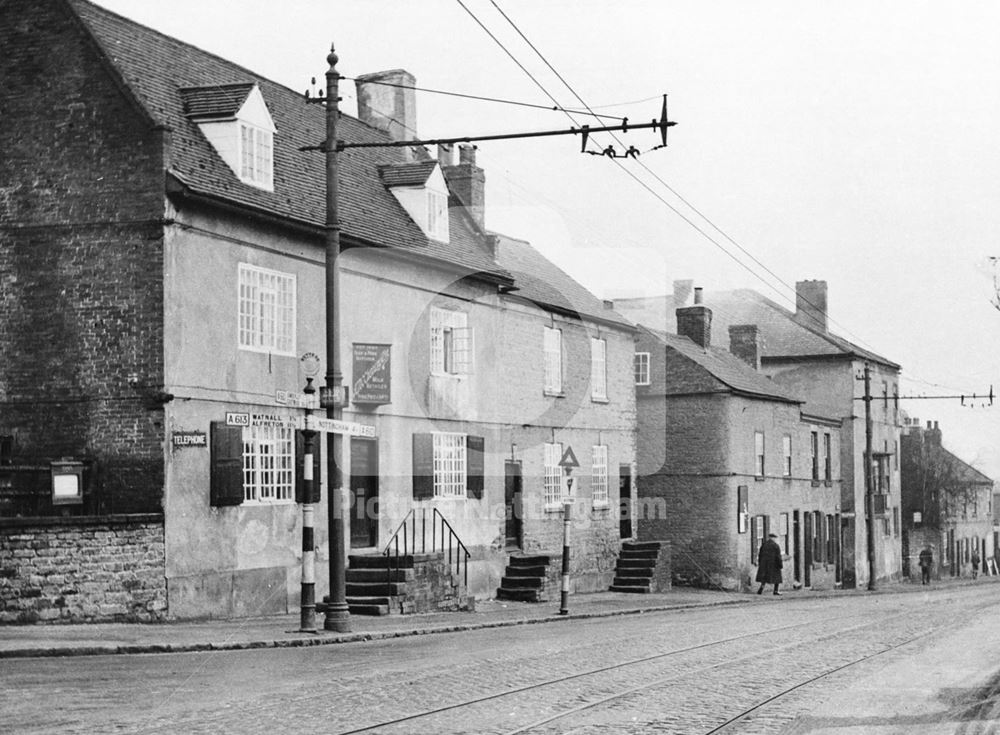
[181,82,276,192]
[378,161,450,243]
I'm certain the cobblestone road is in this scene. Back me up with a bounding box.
[4,585,999,734]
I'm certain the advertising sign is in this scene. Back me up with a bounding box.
[352,343,391,404]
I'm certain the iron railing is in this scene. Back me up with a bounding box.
[382,507,470,588]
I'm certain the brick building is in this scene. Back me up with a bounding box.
[901,418,994,580]
[635,294,842,591]
[619,279,902,588]
[0,0,636,621]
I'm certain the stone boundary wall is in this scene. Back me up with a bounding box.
[0,515,166,623]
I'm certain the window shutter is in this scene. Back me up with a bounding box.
[467,435,485,500]
[210,422,244,507]
[412,433,434,500]
[295,430,322,504]
[751,516,759,564]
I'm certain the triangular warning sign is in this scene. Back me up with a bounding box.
[558,446,579,469]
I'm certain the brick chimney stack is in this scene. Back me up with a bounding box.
[355,69,417,161]
[677,287,712,348]
[442,144,485,229]
[729,324,762,370]
[795,280,828,332]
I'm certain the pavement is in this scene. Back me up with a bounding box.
[0,576,992,659]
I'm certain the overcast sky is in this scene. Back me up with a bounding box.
[94,0,1000,479]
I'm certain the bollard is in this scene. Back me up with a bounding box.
[300,503,317,632]
[558,500,571,615]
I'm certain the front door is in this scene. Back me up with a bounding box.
[793,510,801,585]
[350,437,378,548]
[504,461,522,549]
[619,465,633,539]
[803,511,812,588]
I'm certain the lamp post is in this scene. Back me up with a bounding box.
[319,44,350,633]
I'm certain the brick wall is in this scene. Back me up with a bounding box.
[0,0,167,515]
[0,516,167,623]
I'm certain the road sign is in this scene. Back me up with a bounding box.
[558,446,579,469]
[305,416,376,437]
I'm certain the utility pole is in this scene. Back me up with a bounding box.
[862,363,877,591]
[318,44,350,633]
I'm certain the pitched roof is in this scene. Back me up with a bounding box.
[618,288,899,369]
[939,447,994,486]
[67,0,511,283]
[639,325,801,404]
[179,83,254,120]
[493,234,633,328]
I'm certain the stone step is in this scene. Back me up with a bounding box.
[346,581,408,597]
[348,552,444,569]
[609,584,652,594]
[505,565,548,578]
[621,541,664,552]
[345,596,392,616]
[508,554,552,567]
[346,568,415,583]
[617,558,656,569]
[619,548,661,559]
[500,575,543,589]
[496,587,544,602]
[613,576,652,587]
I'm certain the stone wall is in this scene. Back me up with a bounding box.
[0,515,166,623]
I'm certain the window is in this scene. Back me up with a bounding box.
[544,327,563,394]
[590,338,607,401]
[432,433,467,497]
[239,122,273,189]
[813,511,824,562]
[823,433,832,482]
[592,445,609,506]
[544,442,564,507]
[430,308,473,375]
[754,432,765,477]
[238,264,296,355]
[810,431,819,481]
[751,515,767,562]
[779,512,790,555]
[826,514,836,561]
[426,190,448,241]
[782,435,792,477]
[634,352,650,385]
[242,423,294,503]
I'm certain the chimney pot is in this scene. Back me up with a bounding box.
[437,144,454,167]
[694,287,703,305]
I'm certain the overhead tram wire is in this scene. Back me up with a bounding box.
[486,0,913,362]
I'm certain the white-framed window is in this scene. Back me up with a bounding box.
[239,122,273,189]
[592,445,609,506]
[238,263,296,355]
[590,338,607,401]
[544,326,563,394]
[782,435,792,477]
[634,352,650,385]
[544,442,563,507]
[426,190,449,242]
[433,432,467,497]
[754,431,765,477]
[242,424,294,503]
[430,307,473,375]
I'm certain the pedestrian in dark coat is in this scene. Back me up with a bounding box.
[971,548,981,579]
[756,533,783,596]
[918,545,933,585]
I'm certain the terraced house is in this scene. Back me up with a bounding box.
[0,0,637,621]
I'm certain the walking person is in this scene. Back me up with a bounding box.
[756,533,783,596]
[918,545,933,585]
[971,548,980,579]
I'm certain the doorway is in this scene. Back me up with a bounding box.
[350,437,378,548]
[504,461,522,549]
[793,510,801,586]
[619,466,633,539]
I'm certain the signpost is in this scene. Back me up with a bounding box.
[558,445,579,615]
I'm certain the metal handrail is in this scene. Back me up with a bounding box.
[381,507,471,589]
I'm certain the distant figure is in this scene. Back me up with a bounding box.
[756,533,784,596]
[918,545,933,585]
[972,548,981,579]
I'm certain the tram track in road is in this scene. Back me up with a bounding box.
[332,609,905,735]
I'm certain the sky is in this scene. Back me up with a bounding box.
[93,0,1000,480]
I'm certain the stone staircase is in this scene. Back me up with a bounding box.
[346,552,474,615]
[495,553,556,603]
[609,541,671,593]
